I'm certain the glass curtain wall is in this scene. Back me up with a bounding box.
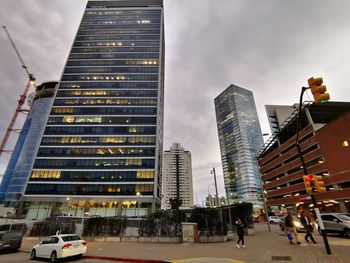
[23,0,164,217]
[215,85,264,211]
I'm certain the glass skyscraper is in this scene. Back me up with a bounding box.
[0,82,57,204]
[214,84,264,211]
[21,0,164,219]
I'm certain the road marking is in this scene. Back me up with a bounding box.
[170,258,244,263]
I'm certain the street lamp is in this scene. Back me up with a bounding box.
[136,191,141,217]
[262,190,271,232]
[81,211,89,237]
[210,168,219,207]
[225,186,233,231]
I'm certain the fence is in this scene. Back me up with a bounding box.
[0,203,253,239]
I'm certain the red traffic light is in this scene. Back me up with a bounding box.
[305,175,313,183]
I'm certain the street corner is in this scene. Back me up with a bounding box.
[169,258,244,263]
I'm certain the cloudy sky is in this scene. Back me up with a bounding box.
[1,0,350,205]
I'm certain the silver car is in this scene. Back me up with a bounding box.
[319,213,350,238]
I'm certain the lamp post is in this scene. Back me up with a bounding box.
[225,186,233,231]
[262,190,271,232]
[251,132,270,231]
[210,168,219,207]
[136,192,141,218]
[80,210,90,237]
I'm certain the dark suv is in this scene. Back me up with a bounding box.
[0,230,23,251]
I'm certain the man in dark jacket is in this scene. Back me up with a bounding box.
[300,210,317,244]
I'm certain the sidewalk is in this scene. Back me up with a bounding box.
[20,224,350,263]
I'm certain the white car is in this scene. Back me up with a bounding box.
[30,234,87,263]
[269,216,282,224]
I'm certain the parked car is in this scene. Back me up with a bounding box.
[30,234,87,263]
[318,213,350,238]
[279,216,305,232]
[0,230,23,251]
[269,216,282,224]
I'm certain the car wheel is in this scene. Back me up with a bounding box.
[30,249,36,260]
[344,228,350,238]
[50,251,57,263]
[269,221,274,224]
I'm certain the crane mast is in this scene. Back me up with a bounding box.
[0,25,36,157]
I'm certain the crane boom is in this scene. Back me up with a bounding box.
[2,25,35,82]
[0,25,36,157]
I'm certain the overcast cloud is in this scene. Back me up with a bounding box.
[1,0,350,205]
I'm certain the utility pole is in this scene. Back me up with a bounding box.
[211,167,219,207]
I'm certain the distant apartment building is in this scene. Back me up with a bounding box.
[0,82,57,206]
[205,194,226,208]
[257,102,350,214]
[4,0,165,219]
[214,84,264,211]
[162,143,193,209]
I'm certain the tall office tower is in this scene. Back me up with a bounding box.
[0,82,57,206]
[214,84,264,211]
[162,143,193,209]
[22,0,164,219]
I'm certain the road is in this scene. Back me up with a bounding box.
[1,223,349,263]
[0,252,125,263]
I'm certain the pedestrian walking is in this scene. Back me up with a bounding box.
[300,210,317,244]
[285,211,301,245]
[235,218,245,248]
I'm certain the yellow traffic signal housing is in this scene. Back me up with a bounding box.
[313,175,326,193]
[303,175,314,194]
[308,77,330,103]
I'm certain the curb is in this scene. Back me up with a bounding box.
[85,255,170,263]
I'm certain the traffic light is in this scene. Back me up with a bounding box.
[313,175,326,193]
[303,175,315,194]
[308,77,330,103]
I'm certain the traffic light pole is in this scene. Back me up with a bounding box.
[296,86,331,255]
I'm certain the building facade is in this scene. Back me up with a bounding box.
[20,0,164,219]
[0,82,57,205]
[257,102,350,214]
[214,84,264,211]
[162,143,193,209]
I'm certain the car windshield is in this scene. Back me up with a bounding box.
[338,214,350,221]
[61,235,81,242]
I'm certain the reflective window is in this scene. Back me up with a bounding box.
[44,126,157,135]
[50,107,157,115]
[48,116,156,125]
[25,183,154,195]
[41,136,156,145]
[64,66,158,74]
[53,98,157,106]
[58,81,158,90]
[61,74,158,82]
[33,158,155,169]
[56,89,157,97]
[37,147,156,157]
[29,170,154,182]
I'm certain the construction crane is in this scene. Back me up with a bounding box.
[0,25,36,157]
